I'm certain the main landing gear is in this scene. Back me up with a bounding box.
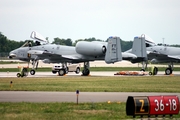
[82,62,90,76]
[57,63,68,76]
[140,61,147,72]
[165,62,173,75]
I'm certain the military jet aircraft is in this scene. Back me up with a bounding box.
[127,34,180,75]
[9,31,147,76]
[146,44,180,75]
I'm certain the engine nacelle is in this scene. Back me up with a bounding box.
[75,41,106,56]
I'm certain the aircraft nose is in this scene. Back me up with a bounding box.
[8,51,17,59]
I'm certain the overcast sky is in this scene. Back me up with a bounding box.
[1,0,180,44]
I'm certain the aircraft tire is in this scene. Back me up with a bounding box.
[165,68,172,75]
[75,67,80,74]
[17,73,21,78]
[82,69,90,76]
[58,69,65,76]
[153,67,158,75]
[66,67,69,74]
[30,70,35,75]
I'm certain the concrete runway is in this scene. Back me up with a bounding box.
[1,71,116,77]
[0,71,180,103]
[0,71,180,77]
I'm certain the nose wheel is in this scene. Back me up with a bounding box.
[30,69,36,75]
[29,59,39,75]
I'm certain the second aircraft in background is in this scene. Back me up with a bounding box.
[127,34,180,75]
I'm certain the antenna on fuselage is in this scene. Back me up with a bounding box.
[162,38,166,46]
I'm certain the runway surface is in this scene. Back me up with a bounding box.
[0,71,180,103]
[1,91,180,103]
[0,71,180,77]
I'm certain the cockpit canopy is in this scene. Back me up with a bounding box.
[134,34,156,48]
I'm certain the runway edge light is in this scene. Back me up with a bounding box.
[10,81,13,88]
[76,90,79,105]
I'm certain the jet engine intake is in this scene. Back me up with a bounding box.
[75,41,107,56]
[8,53,17,59]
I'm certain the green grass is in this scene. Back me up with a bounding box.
[0,102,180,120]
[1,76,180,119]
[0,76,180,92]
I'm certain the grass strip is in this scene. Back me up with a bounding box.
[0,76,180,92]
[0,102,180,120]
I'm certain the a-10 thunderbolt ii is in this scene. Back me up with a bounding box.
[9,31,147,76]
[146,42,180,75]
[127,34,180,75]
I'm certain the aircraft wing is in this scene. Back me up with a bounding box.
[27,50,82,63]
[148,51,180,62]
[168,55,180,60]
[28,50,44,55]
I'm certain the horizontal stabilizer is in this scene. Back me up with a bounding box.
[105,37,122,64]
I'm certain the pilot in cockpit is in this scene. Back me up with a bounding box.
[35,41,41,46]
[28,41,32,47]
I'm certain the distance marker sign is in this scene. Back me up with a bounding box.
[126,95,179,118]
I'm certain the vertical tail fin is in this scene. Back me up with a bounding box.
[105,37,122,64]
[131,34,147,62]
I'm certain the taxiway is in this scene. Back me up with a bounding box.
[0,71,180,77]
[0,91,180,103]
